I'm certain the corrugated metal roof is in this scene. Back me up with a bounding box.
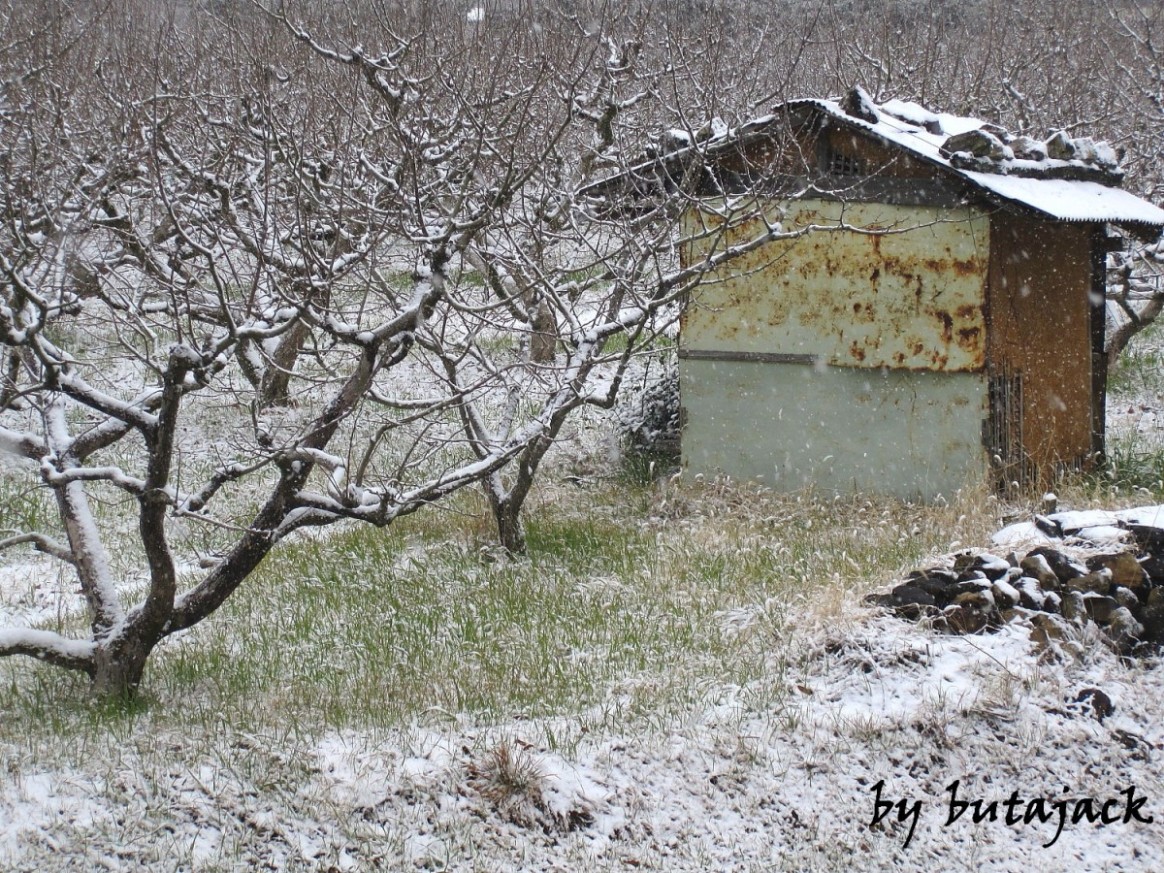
[801,97,1164,228]
[583,93,1164,229]
[960,172,1164,225]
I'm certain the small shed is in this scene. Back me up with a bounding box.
[663,89,1164,497]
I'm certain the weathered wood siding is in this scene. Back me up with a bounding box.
[986,213,1095,483]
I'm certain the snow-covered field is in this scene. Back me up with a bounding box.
[5,341,1164,872]
[3,602,1161,871]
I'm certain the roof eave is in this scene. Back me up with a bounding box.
[790,101,1164,235]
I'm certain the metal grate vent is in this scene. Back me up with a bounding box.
[828,150,864,177]
[987,369,1030,488]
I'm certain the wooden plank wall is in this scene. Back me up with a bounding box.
[986,212,1095,483]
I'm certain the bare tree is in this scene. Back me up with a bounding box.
[0,2,576,695]
[0,0,795,695]
[7,0,1164,701]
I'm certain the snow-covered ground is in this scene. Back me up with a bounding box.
[2,608,1161,871]
[4,350,1164,871]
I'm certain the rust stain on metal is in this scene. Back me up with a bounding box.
[936,310,954,344]
[957,326,982,350]
[681,200,990,372]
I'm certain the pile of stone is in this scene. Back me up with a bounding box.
[868,507,1164,657]
[938,126,1122,183]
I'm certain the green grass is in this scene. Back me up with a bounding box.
[151,501,720,731]
[1067,434,1164,500]
[1071,317,1164,499]
[203,483,981,730]
[0,467,55,537]
[616,446,680,487]
[0,478,998,746]
[0,476,1024,872]
[1108,318,1164,397]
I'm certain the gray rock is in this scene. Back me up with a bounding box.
[1113,586,1140,611]
[955,589,995,609]
[1034,515,1063,538]
[941,128,1007,160]
[904,569,960,606]
[1013,576,1047,610]
[944,602,991,635]
[955,577,992,594]
[1068,569,1112,595]
[890,584,936,607]
[1030,612,1072,652]
[1046,130,1076,160]
[889,584,935,619]
[841,86,879,124]
[876,527,1163,660]
[1106,607,1144,652]
[971,553,1013,581]
[1136,588,1164,643]
[1071,137,1100,164]
[952,551,978,573]
[1061,590,1087,623]
[1027,547,1087,586]
[1082,594,1119,625]
[1011,136,1048,161]
[908,567,959,586]
[1086,551,1148,590]
[991,579,1020,610]
[1020,553,1059,590]
[867,585,941,619]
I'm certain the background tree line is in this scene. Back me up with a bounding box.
[1,0,1162,698]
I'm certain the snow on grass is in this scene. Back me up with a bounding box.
[0,557,83,629]
[4,479,1164,871]
[6,325,1164,869]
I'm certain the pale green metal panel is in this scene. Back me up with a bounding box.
[680,359,988,499]
[681,200,990,371]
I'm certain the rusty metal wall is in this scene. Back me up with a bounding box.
[678,198,992,496]
[680,200,990,371]
[679,359,988,498]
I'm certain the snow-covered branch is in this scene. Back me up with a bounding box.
[0,628,95,675]
[0,532,76,565]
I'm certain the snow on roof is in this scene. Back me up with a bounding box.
[784,93,1164,228]
[583,91,1164,231]
[961,171,1164,225]
[878,98,983,139]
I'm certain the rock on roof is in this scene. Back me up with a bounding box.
[783,89,1164,228]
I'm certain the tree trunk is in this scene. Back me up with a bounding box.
[529,299,558,364]
[260,318,311,407]
[0,351,19,409]
[486,487,527,554]
[496,503,526,554]
[1107,296,1164,369]
[90,631,157,700]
